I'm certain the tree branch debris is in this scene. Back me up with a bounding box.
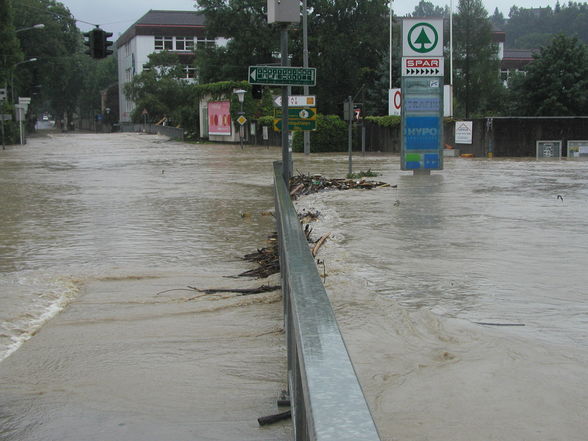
[289,173,393,200]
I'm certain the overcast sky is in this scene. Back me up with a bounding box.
[58,0,560,38]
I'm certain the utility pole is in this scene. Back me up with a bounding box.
[302,0,310,155]
[280,25,291,182]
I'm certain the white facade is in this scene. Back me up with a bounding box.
[117,35,154,122]
[115,10,221,123]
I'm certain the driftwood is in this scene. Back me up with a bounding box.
[237,233,280,279]
[289,173,393,199]
[258,410,291,426]
[312,232,331,257]
[186,284,280,295]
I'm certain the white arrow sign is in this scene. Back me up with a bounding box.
[273,95,317,107]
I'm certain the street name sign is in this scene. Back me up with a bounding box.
[274,107,317,119]
[273,95,316,107]
[273,119,316,131]
[402,19,444,57]
[249,66,316,86]
[402,57,444,77]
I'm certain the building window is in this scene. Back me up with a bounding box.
[175,37,195,51]
[196,37,216,50]
[181,65,196,79]
[155,36,173,51]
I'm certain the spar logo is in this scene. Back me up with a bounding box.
[408,22,439,54]
[403,19,443,57]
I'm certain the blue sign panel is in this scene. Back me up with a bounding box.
[405,97,441,113]
[404,116,441,150]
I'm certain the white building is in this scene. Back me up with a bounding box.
[115,10,222,123]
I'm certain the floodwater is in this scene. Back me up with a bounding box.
[1,132,588,441]
[0,133,289,441]
[293,154,588,440]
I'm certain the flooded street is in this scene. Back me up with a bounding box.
[0,133,289,441]
[1,131,588,440]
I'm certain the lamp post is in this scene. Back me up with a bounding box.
[234,89,246,150]
[11,58,38,104]
[11,58,38,145]
[15,23,45,33]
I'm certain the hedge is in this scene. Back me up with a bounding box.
[292,114,347,152]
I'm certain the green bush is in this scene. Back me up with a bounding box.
[292,114,347,152]
[364,115,400,127]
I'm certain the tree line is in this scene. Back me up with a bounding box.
[1,0,116,141]
[3,0,588,145]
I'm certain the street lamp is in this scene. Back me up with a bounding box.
[10,58,38,145]
[16,23,45,33]
[234,89,246,150]
[11,58,38,104]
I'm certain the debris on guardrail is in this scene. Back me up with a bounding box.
[289,173,393,200]
[238,233,280,279]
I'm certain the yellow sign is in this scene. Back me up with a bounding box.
[237,115,247,125]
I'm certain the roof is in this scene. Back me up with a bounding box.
[116,10,207,48]
[503,49,536,60]
[135,10,206,27]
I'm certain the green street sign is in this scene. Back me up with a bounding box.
[249,66,316,86]
[273,119,317,131]
[274,107,317,119]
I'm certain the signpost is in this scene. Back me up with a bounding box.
[400,18,444,173]
[455,121,473,144]
[273,95,316,107]
[249,66,316,86]
[273,107,316,132]
[402,57,444,77]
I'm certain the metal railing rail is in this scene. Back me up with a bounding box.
[273,162,381,441]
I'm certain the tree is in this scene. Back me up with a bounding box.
[125,52,198,128]
[195,0,279,83]
[195,0,390,115]
[0,0,23,87]
[411,0,449,18]
[13,0,83,121]
[514,34,588,116]
[453,0,502,118]
[490,7,505,28]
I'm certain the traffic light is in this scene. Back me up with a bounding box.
[92,29,104,58]
[83,30,95,58]
[101,31,114,58]
[252,85,263,99]
[83,28,114,59]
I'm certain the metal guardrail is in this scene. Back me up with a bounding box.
[273,162,381,441]
[119,123,184,141]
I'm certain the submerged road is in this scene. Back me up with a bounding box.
[1,131,588,440]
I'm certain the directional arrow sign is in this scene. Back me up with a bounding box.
[273,95,317,107]
[273,119,317,131]
[402,57,444,77]
[274,107,317,119]
[249,66,316,86]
